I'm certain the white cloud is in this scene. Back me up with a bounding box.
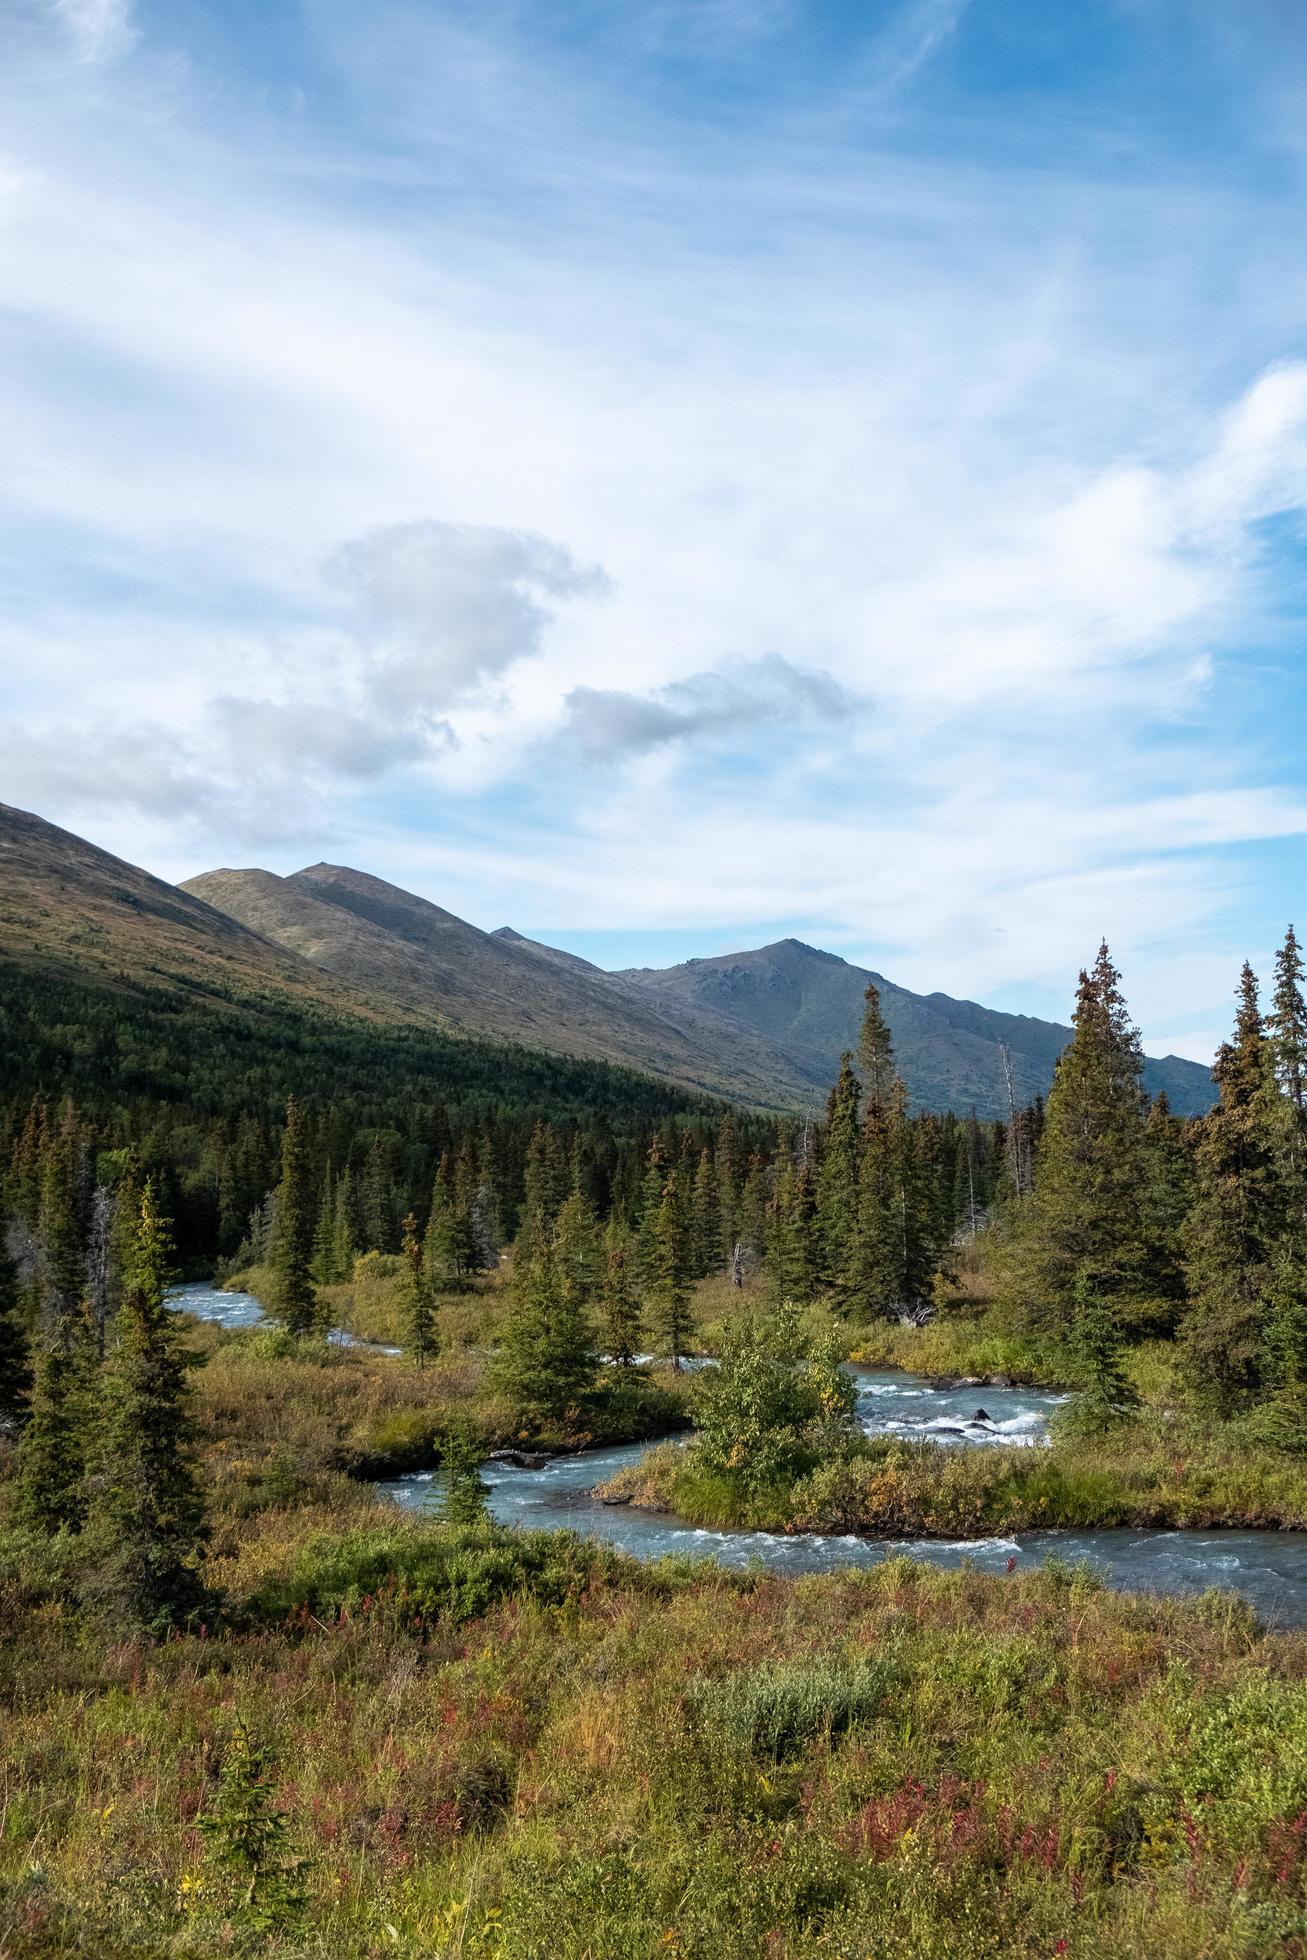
[327,520,610,708]
[3,3,1307,1056]
[559,655,857,758]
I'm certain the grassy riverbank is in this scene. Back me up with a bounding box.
[598,1423,1307,1536]
[3,1510,1307,1959]
[183,1315,691,1506]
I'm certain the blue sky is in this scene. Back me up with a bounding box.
[3,1,1307,1060]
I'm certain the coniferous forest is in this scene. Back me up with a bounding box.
[7,926,1307,1956]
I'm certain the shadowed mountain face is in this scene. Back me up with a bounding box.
[0,802,1215,1117]
[613,937,1214,1117]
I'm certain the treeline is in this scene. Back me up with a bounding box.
[0,958,722,1250]
[998,932,1307,1442]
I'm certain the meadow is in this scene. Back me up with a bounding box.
[4,1504,1307,1959]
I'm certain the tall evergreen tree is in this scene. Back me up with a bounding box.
[331,1167,358,1281]
[423,1153,475,1291]
[999,944,1154,1341]
[599,1225,642,1365]
[94,1184,207,1626]
[766,1149,822,1303]
[858,984,897,1107]
[402,1210,437,1366]
[1180,964,1287,1417]
[14,1333,85,1532]
[360,1134,399,1252]
[554,1189,601,1304]
[1269,925,1307,1120]
[0,1230,31,1431]
[634,1136,672,1290]
[1058,1268,1142,1436]
[846,993,939,1319]
[36,1112,86,1328]
[268,1098,316,1335]
[650,1173,693,1367]
[310,1165,340,1286]
[520,1123,568,1249]
[817,1054,861,1293]
[691,1146,723,1280]
[493,1241,597,1427]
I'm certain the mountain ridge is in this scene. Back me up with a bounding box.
[0,801,1215,1117]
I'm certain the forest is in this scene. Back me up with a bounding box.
[4,935,1307,1956]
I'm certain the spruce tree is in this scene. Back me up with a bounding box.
[1180,964,1287,1417]
[360,1134,399,1252]
[650,1173,692,1367]
[95,1184,208,1627]
[331,1167,358,1281]
[268,1098,316,1335]
[0,1231,31,1431]
[198,1724,306,1936]
[858,984,897,1107]
[402,1211,437,1366]
[493,1241,597,1428]
[554,1189,601,1304]
[633,1137,671,1291]
[691,1146,722,1280]
[423,1153,475,1292]
[36,1114,86,1326]
[599,1226,642,1365]
[817,1054,861,1292]
[442,1417,490,1525]
[736,1152,769,1274]
[310,1166,339,1286]
[766,1148,821,1303]
[521,1123,568,1247]
[853,1085,912,1317]
[999,944,1154,1342]
[715,1113,741,1260]
[1269,925,1307,1120]
[1136,1093,1194,1334]
[14,1334,84,1532]
[1057,1267,1142,1436]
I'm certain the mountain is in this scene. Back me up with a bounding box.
[179,865,820,1109]
[615,937,1215,1117]
[0,800,1215,1119]
[0,801,358,1017]
[0,803,719,1132]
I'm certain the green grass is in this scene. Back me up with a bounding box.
[601,1419,1307,1538]
[2,1517,1307,1957]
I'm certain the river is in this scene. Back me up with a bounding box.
[170,1283,1307,1627]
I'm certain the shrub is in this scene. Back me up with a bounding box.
[692,1654,901,1760]
[244,1520,633,1627]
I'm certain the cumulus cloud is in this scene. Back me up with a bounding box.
[559,655,857,759]
[327,521,611,710]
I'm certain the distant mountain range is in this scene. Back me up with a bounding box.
[0,802,1215,1116]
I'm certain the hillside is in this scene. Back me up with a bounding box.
[0,801,360,1018]
[0,804,717,1133]
[180,864,822,1111]
[617,937,1214,1116]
